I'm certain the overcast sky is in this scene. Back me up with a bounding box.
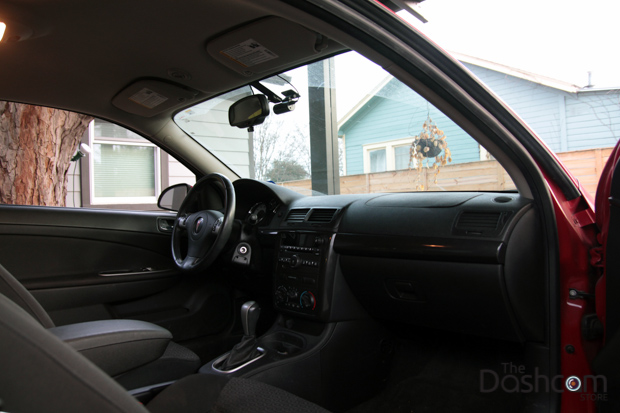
[400,0,620,88]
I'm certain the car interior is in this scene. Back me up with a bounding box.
[0,0,591,412]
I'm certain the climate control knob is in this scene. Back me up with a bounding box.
[287,287,299,301]
[275,286,287,305]
[300,291,316,310]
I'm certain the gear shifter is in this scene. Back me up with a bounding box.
[220,301,262,371]
[241,301,261,337]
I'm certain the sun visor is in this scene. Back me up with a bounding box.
[112,79,199,117]
[206,17,336,76]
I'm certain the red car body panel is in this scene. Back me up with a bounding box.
[549,179,598,411]
[545,133,620,412]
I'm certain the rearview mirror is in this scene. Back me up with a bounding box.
[229,94,270,130]
[158,183,191,211]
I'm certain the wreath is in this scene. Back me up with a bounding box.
[409,115,452,190]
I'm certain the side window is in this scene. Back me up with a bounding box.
[75,119,195,210]
[0,102,195,210]
[87,120,161,206]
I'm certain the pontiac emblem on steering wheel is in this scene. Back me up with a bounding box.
[194,217,204,234]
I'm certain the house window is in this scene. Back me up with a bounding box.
[394,145,411,170]
[88,120,161,205]
[369,149,387,172]
[363,138,415,173]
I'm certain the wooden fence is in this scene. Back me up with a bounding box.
[279,147,615,196]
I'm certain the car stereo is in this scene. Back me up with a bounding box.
[273,231,331,317]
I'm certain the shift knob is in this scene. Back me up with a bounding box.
[241,301,261,337]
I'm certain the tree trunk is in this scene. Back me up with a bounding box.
[0,102,93,206]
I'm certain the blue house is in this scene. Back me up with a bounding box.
[340,53,620,176]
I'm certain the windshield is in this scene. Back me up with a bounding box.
[175,51,514,195]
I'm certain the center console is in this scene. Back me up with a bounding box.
[200,207,391,411]
[273,231,332,318]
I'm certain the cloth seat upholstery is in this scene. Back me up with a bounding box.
[0,292,330,413]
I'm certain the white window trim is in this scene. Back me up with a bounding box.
[88,122,161,205]
[479,145,491,161]
[340,135,347,176]
[362,138,416,173]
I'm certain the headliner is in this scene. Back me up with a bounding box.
[0,0,344,134]
[0,0,352,176]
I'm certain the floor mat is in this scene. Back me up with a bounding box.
[347,331,526,413]
[349,378,522,413]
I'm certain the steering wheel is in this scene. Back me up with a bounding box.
[172,173,236,272]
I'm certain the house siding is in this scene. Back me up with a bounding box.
[167,157,196,187]
[342,79,479,176]
[462,63,565,152]
[564,92,620,150]
[462,63,620,153]
[342,62,620,176]
[176,109,252,177]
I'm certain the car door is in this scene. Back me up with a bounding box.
[591,140,620,406]
[0,204,233,353]
[0,113,234,360]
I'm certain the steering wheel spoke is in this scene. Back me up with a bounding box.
[171,174,236,273]
[211,214,224,233]
[177,215,188,229]
[179,255,200,271]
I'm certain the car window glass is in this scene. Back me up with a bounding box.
[175,51,515,195]
[80,119,195,210]
[0,109,195,210]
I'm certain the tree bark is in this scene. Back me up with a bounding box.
[0,102,93,206]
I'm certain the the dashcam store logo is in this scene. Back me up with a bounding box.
[480,363,607,402]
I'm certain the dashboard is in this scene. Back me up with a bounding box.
[230,178,545,344]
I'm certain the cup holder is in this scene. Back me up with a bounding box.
[275,341,300,356]
[261,331,305,357]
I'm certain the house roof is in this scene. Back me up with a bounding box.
[338,52,620,132]
[452,52,582,93]
[338,75,392,132]
[452,52,620,94]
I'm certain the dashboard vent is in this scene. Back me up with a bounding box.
[286,208,310,223]
[456,212,502,230]
[308,208,337,223]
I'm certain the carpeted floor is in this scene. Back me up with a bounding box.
[347,330,527,413]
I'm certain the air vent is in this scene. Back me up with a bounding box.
[286,208,310,223]
[456,212,502,230]
[308,208,337,223]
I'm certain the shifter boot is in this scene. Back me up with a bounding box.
[220,335,261,371]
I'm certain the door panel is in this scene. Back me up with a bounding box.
[0,205,232,343]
